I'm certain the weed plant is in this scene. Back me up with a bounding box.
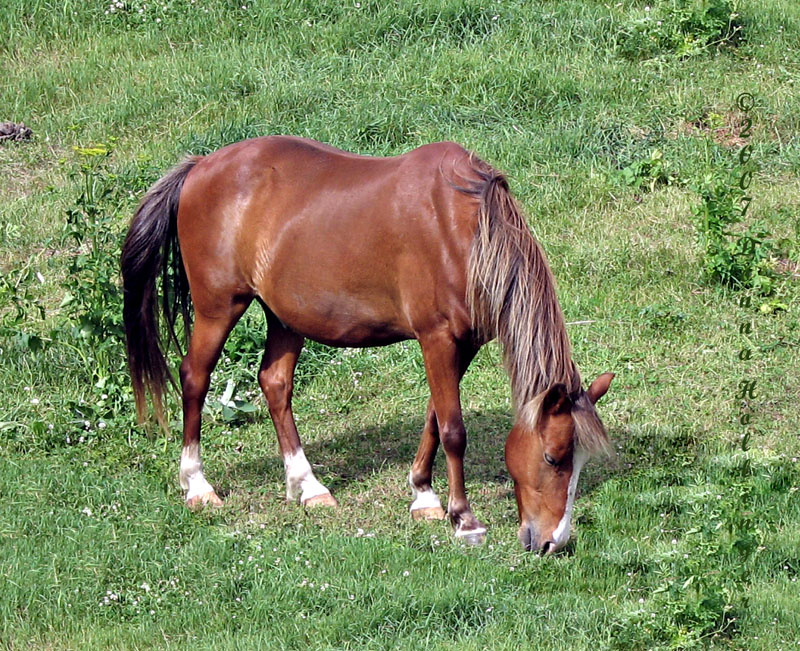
[692,170,777,294]
[617,0,744,61]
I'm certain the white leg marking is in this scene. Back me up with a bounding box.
[408,472,443,512]
[551,448,588,549]
[179,443,215,501]
[284,448,330,503]
[454,523,487,537]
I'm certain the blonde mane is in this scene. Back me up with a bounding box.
[460,158,609,456]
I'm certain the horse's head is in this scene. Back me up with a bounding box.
[505,373,614,554]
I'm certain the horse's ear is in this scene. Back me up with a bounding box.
[541,383,572,416]
[587,373,614,404]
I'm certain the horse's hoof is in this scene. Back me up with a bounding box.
[303,493,338,508]
[454,521,487,546]
[457,531,486,546]
[411,506,446,521]
[186,491,223,509]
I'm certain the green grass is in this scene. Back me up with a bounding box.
[2,0,800,648]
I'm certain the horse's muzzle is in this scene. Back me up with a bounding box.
[518,522,561,555]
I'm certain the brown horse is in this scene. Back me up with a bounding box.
[121,136,613,552]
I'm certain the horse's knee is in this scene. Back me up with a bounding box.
[440,422,466,458]
[260,372,291,410]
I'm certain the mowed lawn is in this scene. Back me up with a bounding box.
[1,0,799,648]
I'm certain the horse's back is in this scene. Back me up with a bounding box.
[176,136,480,344]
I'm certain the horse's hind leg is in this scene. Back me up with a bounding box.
[258,313,336,507]
[179,303,249,507]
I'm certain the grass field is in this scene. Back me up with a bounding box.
[2,0,800,648]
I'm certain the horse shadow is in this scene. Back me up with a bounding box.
[228,407,621,500]
[229,408,512,496]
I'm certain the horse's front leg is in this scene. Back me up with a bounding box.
[258,314,336,507]
[409,343,478,521]
[418,331,485,543]
[408,399,446,520]
[180,306,248,507]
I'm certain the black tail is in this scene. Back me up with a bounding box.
[121,156,201,427]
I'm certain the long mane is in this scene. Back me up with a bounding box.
[459,156,609,455]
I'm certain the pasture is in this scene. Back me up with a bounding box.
[2,0,799,648]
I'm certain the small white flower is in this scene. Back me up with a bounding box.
[30,398,39,405]
[82,507,92,516]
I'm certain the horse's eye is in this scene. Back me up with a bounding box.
[544,453,557,466]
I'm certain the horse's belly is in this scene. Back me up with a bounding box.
[262,284,412,347]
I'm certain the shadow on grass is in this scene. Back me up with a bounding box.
[229,408,513,496]
[224,411,692,507]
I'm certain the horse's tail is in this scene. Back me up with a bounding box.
[121,156,201,427]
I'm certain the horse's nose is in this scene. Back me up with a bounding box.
[540,540,557,556]
[518,524,534,551]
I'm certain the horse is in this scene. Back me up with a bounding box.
[121,135,613,552]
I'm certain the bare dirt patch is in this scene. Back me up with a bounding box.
[673,111,751,148]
